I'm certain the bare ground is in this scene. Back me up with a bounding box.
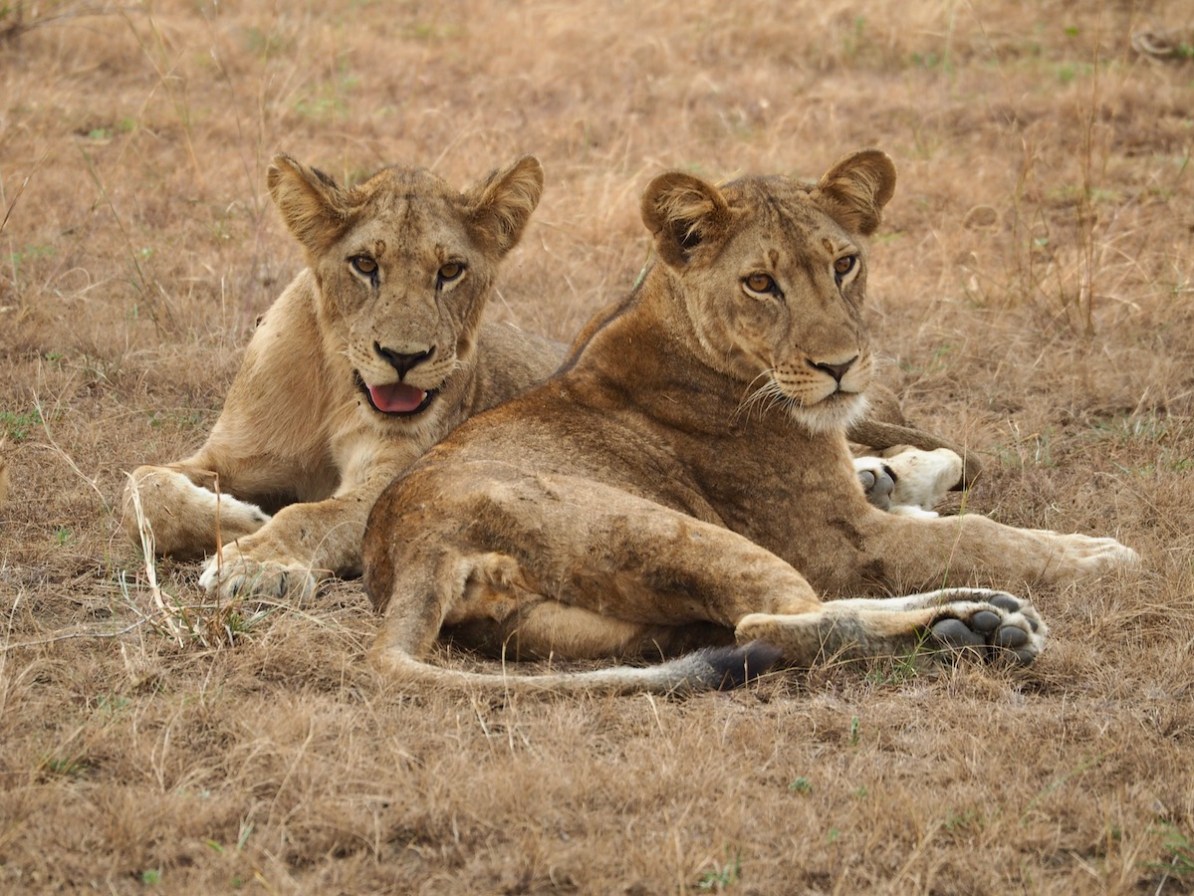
[1,1,1193,893]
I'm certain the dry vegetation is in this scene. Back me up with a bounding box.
[1,0,1193,893]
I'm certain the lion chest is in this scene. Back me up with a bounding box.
[678,424,876,591]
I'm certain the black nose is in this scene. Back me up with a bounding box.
[810,356,857,384]
[375,343,435,378]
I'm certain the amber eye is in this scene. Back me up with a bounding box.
[350,255,378,276]
[833,254,858,281]
[438,261,465,284]
[743,272,777,295]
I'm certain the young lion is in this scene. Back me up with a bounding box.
[124,154,561,599]
[361,150,1138,694]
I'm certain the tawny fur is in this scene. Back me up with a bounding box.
[123,154,563,598]
[361,150,1137,695]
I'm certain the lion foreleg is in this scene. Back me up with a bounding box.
[198,464,404,599]
[857,511,1138,592]
[122,462,270,560]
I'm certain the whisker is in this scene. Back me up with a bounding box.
[732,372,786,424]
[731,376,768,424]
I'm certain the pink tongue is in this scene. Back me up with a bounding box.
[368,382,428,413]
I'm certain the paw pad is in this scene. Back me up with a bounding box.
[856,462,895,510]
[928,591,1045,665]
[931,618,985,649]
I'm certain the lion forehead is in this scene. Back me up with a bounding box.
[729,183,856,255]
[347,197,473,265]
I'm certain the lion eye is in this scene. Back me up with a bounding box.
[437,262,466,285]
[350,255,378,276]
[743,273,777,296]
[833,254,858,282]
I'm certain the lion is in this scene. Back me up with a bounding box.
[360,149,1138,694]
[123,153,562,598]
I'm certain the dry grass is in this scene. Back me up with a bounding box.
[2,0,1193,892]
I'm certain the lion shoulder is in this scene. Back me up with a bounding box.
[469,320,566,415]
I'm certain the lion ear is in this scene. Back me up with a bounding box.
[465,156,544,257]
[267,154,351,254]
[811,149,896,236]
[640,172,733,268]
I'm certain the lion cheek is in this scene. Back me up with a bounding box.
[839,357,872,396]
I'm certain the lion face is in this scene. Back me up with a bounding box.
[640,151,896,434]
[267,155,543,426]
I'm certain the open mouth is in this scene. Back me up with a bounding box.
[355,372,437,417]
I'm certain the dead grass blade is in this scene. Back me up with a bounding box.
[123,472,186,648]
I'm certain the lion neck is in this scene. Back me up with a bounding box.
[568,269,776,436]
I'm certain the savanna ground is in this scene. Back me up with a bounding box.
[1,1,1193,893]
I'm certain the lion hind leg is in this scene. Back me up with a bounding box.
[123,465,270,560]
[504,601,680,660]
[367,545,783,696]
[736,588,1047,667]
[363,474,830,694]
[448,594,741,662]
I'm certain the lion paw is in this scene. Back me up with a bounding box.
[928,591,1047,665]
[1048,533,1139,579]
[199,544,322,600]
[855,458,896,510]
[855,447,962,517]
[882,446,963,509]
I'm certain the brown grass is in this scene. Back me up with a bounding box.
[2,1,1193,892]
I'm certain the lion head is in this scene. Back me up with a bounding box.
[639,150,896,434]
[266,154,543,426]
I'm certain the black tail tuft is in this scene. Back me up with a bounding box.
[698,640,784,690]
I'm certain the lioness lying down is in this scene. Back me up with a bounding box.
[361,149,1137,694]
[124,154,560,598]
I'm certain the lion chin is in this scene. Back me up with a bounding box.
[787,390,869,435]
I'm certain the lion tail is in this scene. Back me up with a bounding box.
[368,640,783,696]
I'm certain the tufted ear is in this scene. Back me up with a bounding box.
[464,156,544,257]
[267,154,353,255]
[811,149,896,236]
[640,172,734,268]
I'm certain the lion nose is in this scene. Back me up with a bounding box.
[809,356,857,384]
[375,343,435,378]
